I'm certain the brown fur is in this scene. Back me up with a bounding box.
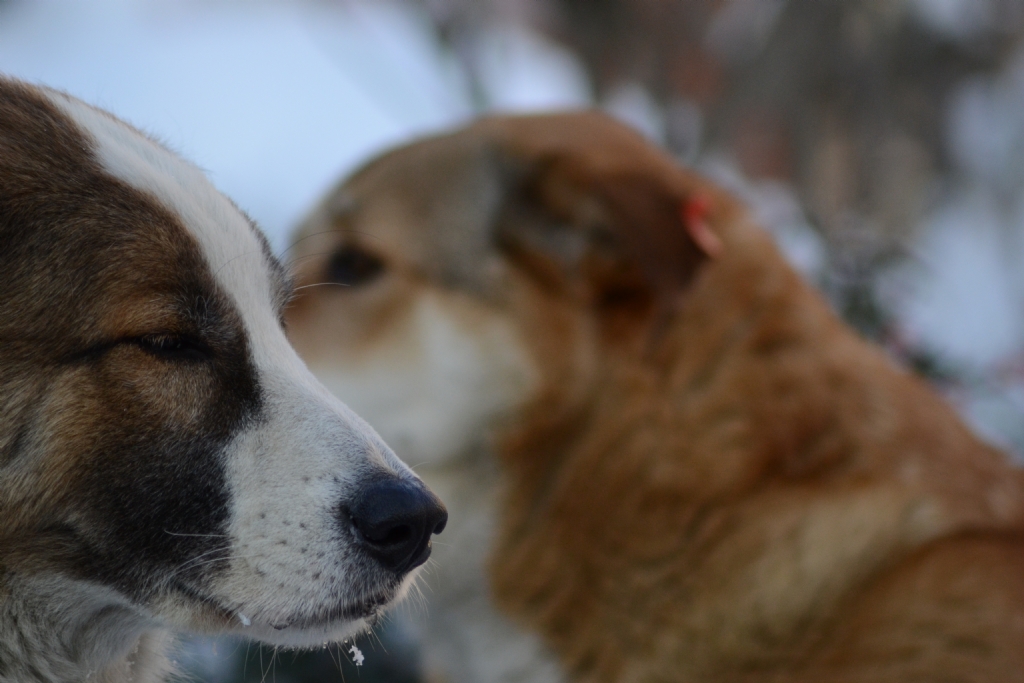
[0,76,257,590]
[287,112,1024,682]
[0,75,270,683]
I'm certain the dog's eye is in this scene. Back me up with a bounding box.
[325,246,384,287]
[134,334,210,362]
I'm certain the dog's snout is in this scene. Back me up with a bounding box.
[348,480,447,573]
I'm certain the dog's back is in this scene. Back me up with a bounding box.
[287,112,1024,682]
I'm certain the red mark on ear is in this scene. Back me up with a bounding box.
[682,194,723,258]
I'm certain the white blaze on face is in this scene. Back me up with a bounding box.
[45,90,416,642]
[306,290,540,468]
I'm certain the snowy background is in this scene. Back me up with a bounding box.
[3,0,1023,680]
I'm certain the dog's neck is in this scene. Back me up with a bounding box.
[0,573,172,683]
[490,222,1024,681]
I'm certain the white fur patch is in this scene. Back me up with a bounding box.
[307,291,539,468]
[44,89,301,377]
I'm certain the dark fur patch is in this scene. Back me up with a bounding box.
[0,78,260,600]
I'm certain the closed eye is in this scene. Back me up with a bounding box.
[132,334,211,362]
[325,245,385,287]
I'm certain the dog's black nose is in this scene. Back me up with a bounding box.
[348,479,447,573]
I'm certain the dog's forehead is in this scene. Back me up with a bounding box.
[42,88,290,334]
[335,134,507,291]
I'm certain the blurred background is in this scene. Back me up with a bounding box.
[3,0,1024,680]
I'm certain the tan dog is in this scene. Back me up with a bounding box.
[287,112,1024,683]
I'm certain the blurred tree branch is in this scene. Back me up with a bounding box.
[407,0,1024,338]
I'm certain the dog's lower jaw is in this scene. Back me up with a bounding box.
[0,574,397,682]
[223,581,410,650]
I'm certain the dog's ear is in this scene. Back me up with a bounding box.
[496,151,722,313]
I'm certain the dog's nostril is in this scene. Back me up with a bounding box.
[348,479,447,573]
[367,524,412,546]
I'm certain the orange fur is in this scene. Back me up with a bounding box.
[492,202,1024,681]
[287,112,1024,682]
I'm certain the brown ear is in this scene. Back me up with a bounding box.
[496,151,717,311]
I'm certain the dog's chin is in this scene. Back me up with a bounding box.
[238,585,405,648]
[172,571,417,648]
[239,616,372,648]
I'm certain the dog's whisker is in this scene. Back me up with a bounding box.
[406,581,428,616]
[165,544,245,578]
[163,530,230,538]
[291,281,354,293]
[281,228,387,258]
[212,248,266,280]
[173,550,278,575]
[169,542,232,565]
[368,625,387,653]
[280,251,339,267]
[280,229,342,256]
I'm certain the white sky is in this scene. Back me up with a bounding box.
[0,0,589,252]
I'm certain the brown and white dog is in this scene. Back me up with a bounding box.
[0,77,446,683]
[287,112,1024,683]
